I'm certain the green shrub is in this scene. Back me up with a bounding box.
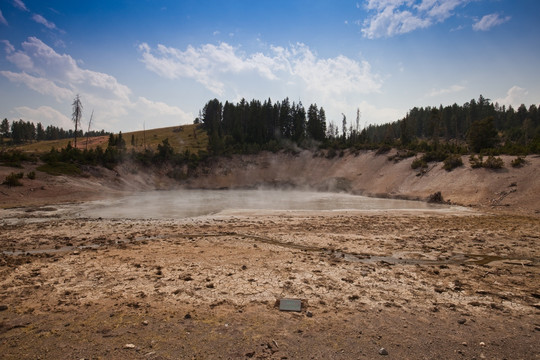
[483,155,504,169]
[422,150,448,163]
[469,154,483,168]
[376,144,391,155]
[2,172,24,187]
[388,150,416,163]
[326,148,337,159]
[37,162,82,176]
[411,157,428,169]
[443,155,463,171]
[27,171,36,180]
[511,156,527,168]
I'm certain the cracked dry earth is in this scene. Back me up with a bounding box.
[0,209,539,359]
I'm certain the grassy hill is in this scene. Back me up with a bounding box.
[6,124,208,154]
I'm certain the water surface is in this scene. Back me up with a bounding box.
[81,189,463,219]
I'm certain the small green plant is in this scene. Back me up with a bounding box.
[511,156,527,168]
[376,144,391,155]
[422,150,448,163]
[27,171,36,180]
[443,154,463,171]
[326,148,337,159]
[2,172,24,187]
[411,157,428,169]
[469,154,483,168]
[483,155,504,169]
[388,150,416,163]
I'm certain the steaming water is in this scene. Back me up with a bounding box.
[80,189,463,219]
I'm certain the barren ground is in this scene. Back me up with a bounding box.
[0,151,539,359]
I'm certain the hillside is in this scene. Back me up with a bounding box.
[1,147,538,214]
[185,150,540,213]
[7,124,208,154]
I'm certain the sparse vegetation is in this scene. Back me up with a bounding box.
[468,154,504,169]
[443,154,463,171]
[511,156,527,168]
[37,162,82,176]
[388,150,416,163]
[2,172,24,186]
[411,157,428,170]
[27,171,36,180]
[427,191,445,203]
[483,155,504,169]
[469,155,484,168]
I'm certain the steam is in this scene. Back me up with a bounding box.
[81,189,453,219]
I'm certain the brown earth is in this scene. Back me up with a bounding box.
[0,150,539,359]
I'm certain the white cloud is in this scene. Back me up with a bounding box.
[472,13,510,31]
[1,70,73,101]
[5,37,131,102]
[426,84,465,97]
[1,40,15,54]
[2,37,193,132]
[0,9,8,26]
[15,105,72,129]
[495,86,528,108]
[360,0,470,38]
[6,50,34,71]
[138,41,387,128]
[31,14,57,30]
[13,0,29,12]
[139,41,382,98]
[290,44,382,96]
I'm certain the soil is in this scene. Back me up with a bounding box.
[0,150,539,359]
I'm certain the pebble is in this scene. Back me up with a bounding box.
[142,320,148,326]
[0,305,8,311]
[479,341,486,347]
[124,344,136,349]
[306,311,313,317]
[458,318,467,324]
[379,348,389,356]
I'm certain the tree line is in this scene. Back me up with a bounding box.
[199,95,540,155]
[199,98,327,154]
[364,95,540,154]
[0,118,108,144]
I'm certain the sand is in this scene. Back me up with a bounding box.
[0,150,539,359]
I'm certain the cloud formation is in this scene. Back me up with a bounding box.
[472,13,510,31]
[139,41,382,98]
[32,14,57,30]
[495,86,528,108]
[360,0,470,38]
[0,9,8,25]
[426,84,465,97]
[15,105,72,129]
[1,37,192,131]
[13,0,29,12]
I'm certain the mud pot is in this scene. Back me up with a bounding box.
[0,191,539,359]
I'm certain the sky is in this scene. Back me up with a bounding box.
[0,0,539,133]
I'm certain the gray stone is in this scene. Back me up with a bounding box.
[279,299,302,312]
[379,347,389,356]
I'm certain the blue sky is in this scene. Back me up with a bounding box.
[0,0,539,133]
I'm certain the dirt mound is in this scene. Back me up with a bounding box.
[1,150,539,213]
[186,150,540,214]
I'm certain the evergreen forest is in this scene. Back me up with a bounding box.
[200,95,540,155]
